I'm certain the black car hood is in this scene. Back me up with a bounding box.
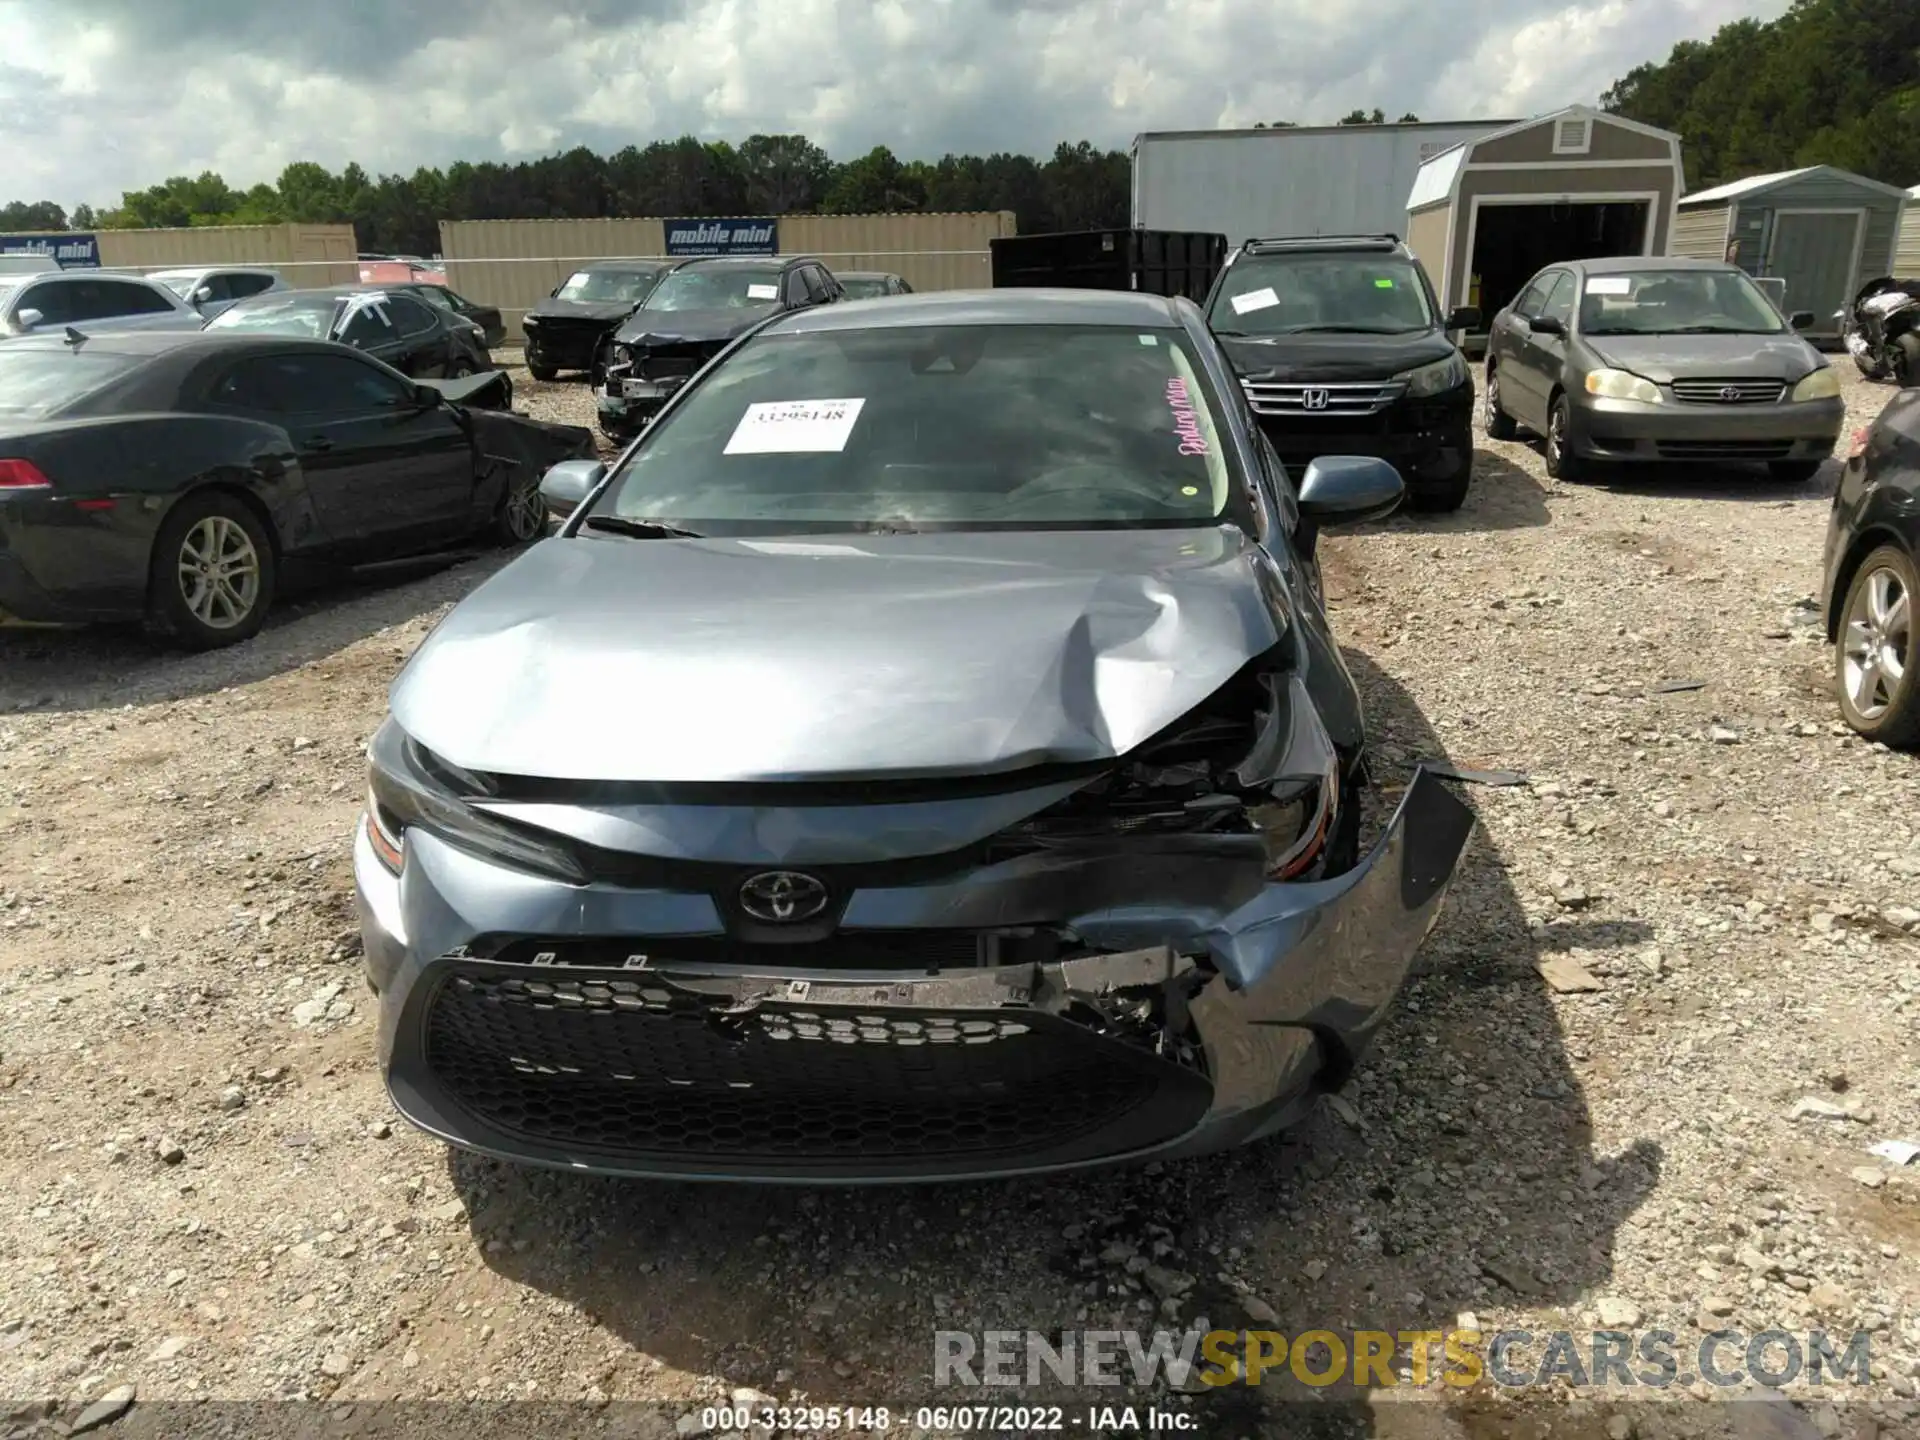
[1216,330,1454,383]
[526,298,639,325]
[613,306,773,348]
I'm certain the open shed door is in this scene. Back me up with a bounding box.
[1766,212,1861,334]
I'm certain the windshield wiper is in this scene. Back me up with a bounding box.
[581,515,705,539]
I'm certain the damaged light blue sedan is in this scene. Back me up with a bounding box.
[353,288,1474,1183]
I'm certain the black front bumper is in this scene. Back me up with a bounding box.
[523,320,612,373]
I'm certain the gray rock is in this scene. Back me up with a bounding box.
[1851,1167,1887,1190]
[154,1139,185,1166]
[1595,1297,1643,1328]
[69,1384,136,1436]
[1303,1259,1328,1282]
[217,1086,245,1112]
[1538,955,1603,993]
[1241,1296,1280,1326]
[319,1351,350,1377]
[1142,1265,1194,1300]
[1708,726,1740,745]
[147,1336,189,1362]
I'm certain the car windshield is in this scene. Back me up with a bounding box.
[838,277,891,299]
[1210,254,1436,336]
[0,350,144,418]
[589,323,1239,535]
[644,267,785,312]
[205,294,339,338]
[556,269,657,303]
[1579,269,1786,335]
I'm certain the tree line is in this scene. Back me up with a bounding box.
[1602,0,1919,189]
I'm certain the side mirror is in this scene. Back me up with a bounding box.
[193,286,214,305]
[1790,310,1816,331]
[1297,455,1404,527]
[411,383,440,408]
[549,285,562,298]
[1528,314,1566,338]
[16,308,44,330]
[538,459,606,521]
[1444,306,1482,331]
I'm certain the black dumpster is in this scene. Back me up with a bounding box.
[989,228,1228,302]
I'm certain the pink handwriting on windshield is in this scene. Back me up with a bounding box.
[1166,377,1209,456]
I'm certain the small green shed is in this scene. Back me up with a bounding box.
[1897,185,1920,276]
[1672,165,1910,337]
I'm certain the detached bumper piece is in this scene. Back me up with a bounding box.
[396,954,1214,1182]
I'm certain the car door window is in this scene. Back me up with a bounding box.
[227,274,277,299]
[1513,275,1553,319]
[212,353,412,416]
[15,282,72,324]
[416,287,457,313]
[802,267,833,304]
[339,302,397,349]
[783,269,811,307]
[96,280,178,317]
[1538,273,1575,329]
[387,296,438,339]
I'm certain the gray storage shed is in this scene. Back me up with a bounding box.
[1404,106,1685,334]
[1897,185,1920,276]
[1671,165,1910,336]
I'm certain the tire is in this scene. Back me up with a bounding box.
[589,341,613,390]
[448,359,475,380]
[1769,460,1824,484]
[1543,392,1585,482]
[1894,334,1920,389]
[1407,444,1473,513]
[1834,543,1920,747]
[146,492,276,650]
[527,362,557,382]
[1484,364,1518,440]
[493,468,548,546]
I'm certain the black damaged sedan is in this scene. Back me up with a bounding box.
[0,332,592,647]
[354,289,1474,1182]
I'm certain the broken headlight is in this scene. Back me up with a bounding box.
[365,720,587,884]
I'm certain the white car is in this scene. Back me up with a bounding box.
[147,266,287,320]
[0,270,204,336]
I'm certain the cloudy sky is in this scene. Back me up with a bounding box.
[1,0,1784,209]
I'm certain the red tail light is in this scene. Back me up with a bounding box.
[1846,427,1872,461]
[0,458,52,490]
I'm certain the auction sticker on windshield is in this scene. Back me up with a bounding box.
[747,283,780,300]
[724,398,867,454]
[1230,287,1279,315]
[1585,276,1632,295]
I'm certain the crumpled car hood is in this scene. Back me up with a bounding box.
[1585,332,1823,383]
[613,307,771,349]
[460,407,594,471]
[391,526,1286,783]
[527,299,638,325]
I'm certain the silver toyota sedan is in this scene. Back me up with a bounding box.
[1484,257,1844,483]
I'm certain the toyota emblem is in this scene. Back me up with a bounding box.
[1301,387,1331,411]
[738,871,830,923]
[1718,386,1743,402]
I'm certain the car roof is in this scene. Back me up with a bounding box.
[148,266,277,278]
[835,271,900,281]
[770,287,1186,334]
[571,258,669,271]
[19,270,169,286]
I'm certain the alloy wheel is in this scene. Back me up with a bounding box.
[176,515,261,630]
[1547,407,1565,467]
[502,477,545,542]
[1843,565,1911,721]
[1486,370,1501,420]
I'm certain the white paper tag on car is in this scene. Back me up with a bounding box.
[1231,287,1280,314]
[747,283,780,300]
[724,398,866,454]
[1585,276,1631,295]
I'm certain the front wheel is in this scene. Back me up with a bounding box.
[527,362,557,382]
[1543,393,1585,482]
[1484,365,1518,440]
[448,358,475,379]
[147,493,277,649]
[1835,543,1919,746]
[1894,334,1920,389]
[1407,444,1472,513]
[494,471,547,546]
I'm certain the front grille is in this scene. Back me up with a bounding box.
[482,930,1024,970]
[637,341,721,382]
[1241,380,1405,417]
[1670,379,1788,405]
[1655,440,1795,460]
[422,969,1209,1170]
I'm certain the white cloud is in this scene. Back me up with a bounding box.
[0,0,1788,209]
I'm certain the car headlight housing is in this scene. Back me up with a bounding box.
[1397,351,1470,398]
[365,720,587,884]
[520,314,538,329]
[1585,368,1662,404]
[1791,367,1841,402]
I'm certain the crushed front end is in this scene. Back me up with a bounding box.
[354,664,1474,1183]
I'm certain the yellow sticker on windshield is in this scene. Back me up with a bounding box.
[1181,485,1199,496]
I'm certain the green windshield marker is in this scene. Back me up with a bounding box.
[1374,278,1395,288]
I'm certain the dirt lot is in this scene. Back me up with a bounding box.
[1,354,1916,1440]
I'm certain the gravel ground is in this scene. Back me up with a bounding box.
[1,350,1916,1440]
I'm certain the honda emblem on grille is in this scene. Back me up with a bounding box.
[1301,388,1331,411]
[1719,386,1743,402]
[739,871,830,923]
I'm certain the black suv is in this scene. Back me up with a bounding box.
[520,260,671,383]
[596,255,845,439]
[1203,235,1481,511]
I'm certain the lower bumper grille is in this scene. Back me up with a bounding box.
[420,968,1210,1172]
[1655,439,1796,460]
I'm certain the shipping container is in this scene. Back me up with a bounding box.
[989,228,1227,301]
[1132,120,1514,244]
